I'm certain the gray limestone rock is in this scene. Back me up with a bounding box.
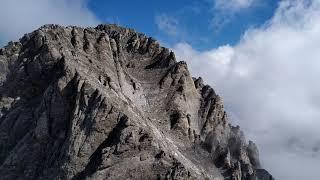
[0,24,273,180]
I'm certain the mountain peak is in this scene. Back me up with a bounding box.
[0,24,273,180]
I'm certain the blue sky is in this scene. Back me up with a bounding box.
[88,0,278,50]
[0,0,278,49]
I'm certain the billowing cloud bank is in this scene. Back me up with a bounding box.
[0,0,99,45]
[174,0,320,179]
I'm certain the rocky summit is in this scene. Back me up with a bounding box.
[0,24,274,180]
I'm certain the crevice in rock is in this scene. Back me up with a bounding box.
[72,114,128,180]
[170,111,180,129]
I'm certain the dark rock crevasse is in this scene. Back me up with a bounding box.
[0,24,274,180]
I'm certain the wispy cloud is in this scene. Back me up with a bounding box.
[155,14,180,36]
[174,0,320,179]
[214,0,256,11]
[210,0,259,31]
[0,0,100,45]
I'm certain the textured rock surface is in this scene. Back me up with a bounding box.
[0,24,274,180]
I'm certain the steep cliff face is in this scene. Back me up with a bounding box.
[0,24,273,180]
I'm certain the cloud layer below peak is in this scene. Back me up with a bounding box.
[174,1,320,179]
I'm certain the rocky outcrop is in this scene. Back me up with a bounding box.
[0,24,274,180]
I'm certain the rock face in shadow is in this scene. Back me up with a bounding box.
[0,24,274,180]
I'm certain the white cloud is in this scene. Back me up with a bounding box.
[210,0,259,31]
[155,14,179,36]
[214,0,256,11]
[0,0,99,45]
[174,0,320,179]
